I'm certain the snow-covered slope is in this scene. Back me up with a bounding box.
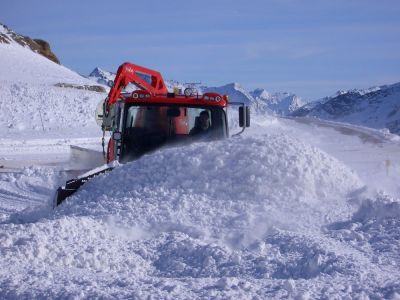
[292,83,400,135]
[0,43,88,85]
[0,26,105,139]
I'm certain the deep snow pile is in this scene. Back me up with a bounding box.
[58,133,362,238]
[4,133,400,298]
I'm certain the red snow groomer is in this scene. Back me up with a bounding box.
[54,62,250,206]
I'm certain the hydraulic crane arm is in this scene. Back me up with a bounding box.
[106,62,168,111]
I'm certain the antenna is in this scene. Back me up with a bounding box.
[184,81,202,87]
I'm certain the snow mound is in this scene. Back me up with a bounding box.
[58,133,362,245]
[328,194,400,267]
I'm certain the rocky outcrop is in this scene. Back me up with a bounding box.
[0,23,60,64]
[32,39,60,64]
[55,83,106,93]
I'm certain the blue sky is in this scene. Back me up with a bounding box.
[1,0,400,100]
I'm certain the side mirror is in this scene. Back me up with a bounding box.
[239,106,250,127]
[112,131,122,141]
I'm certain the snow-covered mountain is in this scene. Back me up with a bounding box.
[88,67,115,86]
[203,82,259,106]
[250,88,305,115]
[292,83,400,134]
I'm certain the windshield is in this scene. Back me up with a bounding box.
[121,105,227,161]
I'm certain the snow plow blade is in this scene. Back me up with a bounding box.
[53,166,114,207]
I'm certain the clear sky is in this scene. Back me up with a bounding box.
[1,0,400,100]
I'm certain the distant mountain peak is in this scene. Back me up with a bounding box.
[89,67,110,77]
[88,67,115,86]
[250,88,306,115]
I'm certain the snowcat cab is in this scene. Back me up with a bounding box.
[54,62,250,207]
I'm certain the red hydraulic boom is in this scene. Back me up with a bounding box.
[106,62,168,112]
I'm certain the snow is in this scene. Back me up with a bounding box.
[0,41,106,171]
[204,82,256,107]
[87,67,115,87]
[1,118,399,298]
[0,44,89,85]
[57,134,361,236]
[1,34,400,298]
[251,88,306,115]
[295,82,400,135]
[0,38,104,139]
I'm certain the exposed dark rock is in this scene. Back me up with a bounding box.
[55,83,107,93]
[0,23,60,64]
[33,39,60,64]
